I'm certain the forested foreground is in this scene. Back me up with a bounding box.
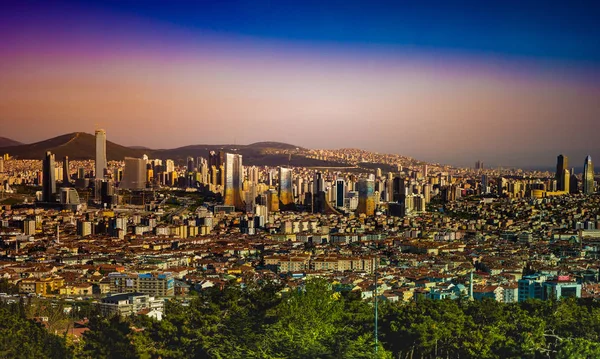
[2,280,600,359]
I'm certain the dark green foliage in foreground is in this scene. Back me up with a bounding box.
[381,297,600,359]
[127,279,388,359]
[0,301,72,359]
[4,281,600,359]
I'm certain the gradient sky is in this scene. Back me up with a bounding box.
[1,0,600,168]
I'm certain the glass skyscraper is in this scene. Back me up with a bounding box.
[556,154,568,192]
[42,151,56,203]
[357,178,375,216]
[224,153,244,210]
[278,167,293,206]
[121,157,147,190]
[583,155,594,195]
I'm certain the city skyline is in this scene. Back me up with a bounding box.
[1,1,600,168]
[1,130,598,172]
[2,2,600,357]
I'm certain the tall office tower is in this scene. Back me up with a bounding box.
[313,172,325,194]
[481,175,489,194]
[570,170,579,194]
[583,156,594,195]
[376,168,382,178]
[422,164,428,178]
[62,156,70,184]
[278,167,294,206]
[423,184,432,203]
[187,156,195,172]
[200,162,209,185]
[0,157,3,173]
[335,179,346,208]
[248,166,259,184]
[209,150,224,168]
[267,189,279,212]
[219,164,225,187]
[165,159,175,173]
[224,153,244,210]
[392,176,406,202]
[384,177,393,202]
[357,178,375,216]
[556,154,568,191]
[497,177,505,196]
[244,184,257,213]
[120,157,147,190]
[295,177,304,198]
[210,165,218,186]
[95,129,107,179]
[42,151,56,203]
[563,169,570,193]
[475,160,484,170]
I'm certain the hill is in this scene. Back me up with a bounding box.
[153,143,339,167]
[0,137,23,148]
[0,133,336,166]
[2,132,148,160]
[1,133,408,168]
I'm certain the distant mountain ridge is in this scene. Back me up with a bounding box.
[2,132,147,160]
[0,137,23,148]
[0,133,341,167]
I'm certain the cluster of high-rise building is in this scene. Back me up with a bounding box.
[13,127,596,226]
[554,154,595,195]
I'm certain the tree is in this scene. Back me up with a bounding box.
[0,302,72,359]
[79,315,137,359]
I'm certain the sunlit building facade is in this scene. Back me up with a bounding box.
[279,167,294,206]
[583,155,594,195]
[357,178,375,216]
[224,153,244,210]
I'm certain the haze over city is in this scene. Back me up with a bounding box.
[1,0,600,167]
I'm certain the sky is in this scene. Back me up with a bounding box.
[1,0,599,168]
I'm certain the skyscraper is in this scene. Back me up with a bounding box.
[95,129,107,179]
[42,151,56,202]
[563,169,570,194]
[165,159,175,173]
[313,172,325,194]
[224,153,244,210]
[392,176,406,202]
[120,157,147,190]
[570,169,579,194]
[556,154,568,191]
[187,156,195,172]
[357,178,375,216]
[335,179,346,208]
[0,157,3,173]
[62,156,70,185]
[481,175,489,194]
[278,167,294,206]
[497,177,506,196]
[583,156,594,195]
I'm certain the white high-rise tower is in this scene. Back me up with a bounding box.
[95,129,107,179]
